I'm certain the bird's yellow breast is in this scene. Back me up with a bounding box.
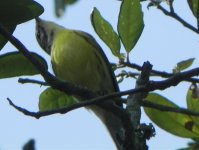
[51,30,115,94]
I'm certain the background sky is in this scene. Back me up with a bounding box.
[0,0,199,149]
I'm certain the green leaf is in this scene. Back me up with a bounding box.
[91,7,121,57]
[144,93,199,138]
[173,58,195,73]
[0,0,44,25]
[187,84,199,128]
[0,52,48,79]
[0,0,42,50]
[188,0,199,20]
[118,0,144,52]
[39,87,77,111]
[54,0,79,17]
[0,25,16,50]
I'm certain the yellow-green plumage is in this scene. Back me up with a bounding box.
[51,30,116,93]
[35,18,123,150]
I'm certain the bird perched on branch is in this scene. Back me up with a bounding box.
[35,17,124,149]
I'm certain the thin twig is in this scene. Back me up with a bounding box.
[168,0,174,13]
[18,78,48,86]
[149,67,199,90]
[116,71,140,79]
[157,4,199,34]
[6,87,144,119]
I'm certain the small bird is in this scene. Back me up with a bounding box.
[35,17,124,149]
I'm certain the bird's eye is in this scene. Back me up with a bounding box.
[36,26,46,41]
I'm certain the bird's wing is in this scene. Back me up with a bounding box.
[74,31,120,93]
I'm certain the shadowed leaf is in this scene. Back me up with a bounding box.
[0,25,16,50]
[188,0,199,20]
[39,87,77,111]
[0,0,44,25]
[187,84,199,128]
[0,52,48,79]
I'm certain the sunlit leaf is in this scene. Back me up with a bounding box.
[0,52,48,79]
[118,0,144,52]
[39,87,77,111]
[188,0,199,20]
[0,0,44,25]
[91,7,121,57]
[187,84,199,128]
[173,58,195,73]
[144,93,199,138]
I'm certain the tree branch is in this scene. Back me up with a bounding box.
[122,61,199,83]
[7,85,199,121]
[127,61,152,150]
[7,63,199,119]
[149,67,199,90]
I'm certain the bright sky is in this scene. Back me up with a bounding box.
[0,0,199,149]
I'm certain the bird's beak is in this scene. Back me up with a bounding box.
[35,17,42,24]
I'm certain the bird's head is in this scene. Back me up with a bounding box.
[35,17,65,54]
